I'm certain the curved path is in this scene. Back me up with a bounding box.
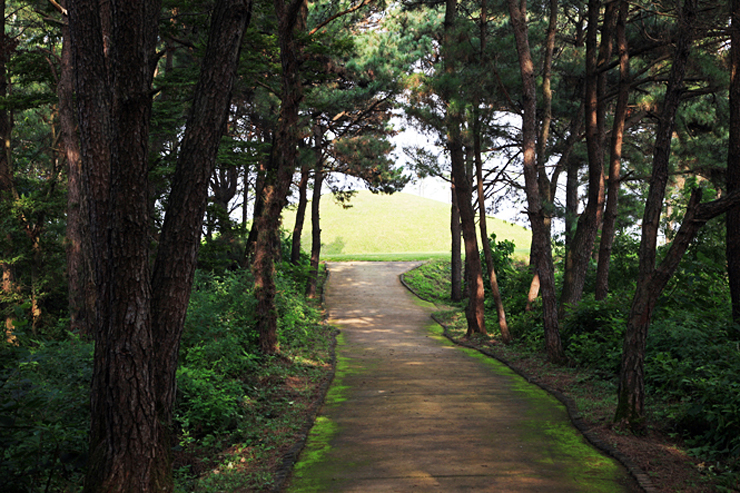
[285,262,640,493]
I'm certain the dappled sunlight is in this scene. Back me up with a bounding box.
[289,262,635,492]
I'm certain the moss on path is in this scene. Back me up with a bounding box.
[284,262,640,493]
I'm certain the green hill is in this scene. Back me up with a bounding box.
[282,191,531,261]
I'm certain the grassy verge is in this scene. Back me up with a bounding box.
[322,252,449,262]
[173,264,336,493]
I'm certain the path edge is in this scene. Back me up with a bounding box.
[398,272,659,493]
[272,265,339,493]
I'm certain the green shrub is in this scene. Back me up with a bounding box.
[560,296,625,376]
[0,335,92,493]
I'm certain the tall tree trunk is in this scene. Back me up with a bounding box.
[524,0,557,314]
[71,0,250,490]
[444,0,484,334]
[291,160,310,264]
[0,0,17,341]
[728,0,740,324]
[560,0,615,315]
[245,162,266,263]
[306,126,324,298]
[451,183,463,302]
[595,0,630,301]
[150,1,250,487]
[253,0,305,354]
[507,0,564,362]
[615,0,696,428]
[452,144,486,336]
[59,3,93,337]
[77,0,161,489]
[475,116,510,342]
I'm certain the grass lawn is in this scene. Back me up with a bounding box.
[282,191,531,261]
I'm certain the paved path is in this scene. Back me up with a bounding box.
[285,262,640,493]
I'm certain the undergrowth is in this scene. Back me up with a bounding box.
[0,254,333,493]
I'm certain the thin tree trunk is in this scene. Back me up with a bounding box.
[475,116,510,342]
[524,0,556,314]
[306,126,324,298]
[451,181,463,302]
[245,162,266,263]
[615,0,696,427]
[253,0,305,354]
[0,0,16,341]
[451,141,486,336]
[291,160,310,264]
[150,1,250,487]
[507,0,564,362]
[595,0,630,301]
[729,0,740,324]
[559,0,615,316]
[59,4,93,336]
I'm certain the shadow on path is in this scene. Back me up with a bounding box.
[284,262,641,493]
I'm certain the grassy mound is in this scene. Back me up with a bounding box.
[282,191,531,261]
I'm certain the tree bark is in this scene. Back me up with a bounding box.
[71,0,250,490]
[595,0,630,301]
[728,0,740,324]
[615,0,695,427]
[245,161,266,263]
[253,0,305,353]
[59,4,93,337]
[443,0,485,335]
[451,182,463,302]
[475,117,510,342]
[507,0,564,362]
[306,126,324,298]
[150,0,250,486]
[559,0,615,315]
[76,0,161,489]
[291,159,310,264]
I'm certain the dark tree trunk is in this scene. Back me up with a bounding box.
[59,5,93,337]
[507,0,564,362]
[77,0,161,489]
[616,189,740,426]
[253,0,305,354]
[210,164,239,238]
[595,0,630,301]
[306,126,324,298]
[444,0,470,310]
[291,160,310,264]
[564,154,580,248]
[150,0,249,486]
[729,0,740,324]
[70,0,250,490]
[245,162,266,263]
[524,0,557,315]
[451,183,463,302]
[559,0,615,315]
[0,0,17,341]
[451,142,486,336]
[475,118,510,342]
[615,0,696,428]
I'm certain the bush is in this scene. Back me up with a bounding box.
[645,315,740,458]
[560,296,625,376]
[0,335,92,493]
